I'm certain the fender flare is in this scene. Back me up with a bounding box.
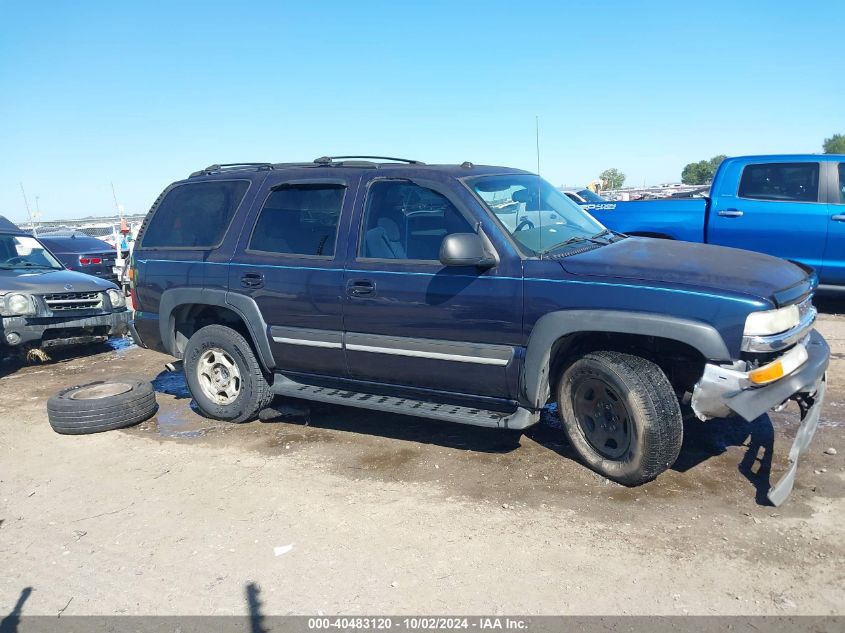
[158,288,275,371]
[520,310,731,409]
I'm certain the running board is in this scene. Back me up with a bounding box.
[270,375,539,430]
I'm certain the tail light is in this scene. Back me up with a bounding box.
[78,257,102,265]
[128,255,137,310]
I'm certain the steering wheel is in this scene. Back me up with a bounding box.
[515,218,535,232]
[3,256,27,265]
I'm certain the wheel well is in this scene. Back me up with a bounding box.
[626,231,675,240]
[171,304,252,357]
[548,331,706,402]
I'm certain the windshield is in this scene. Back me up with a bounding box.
[0,235,63,270]
[577,188,607,203]
[466,174,607,255]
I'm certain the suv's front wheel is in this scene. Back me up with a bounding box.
[557,351,683,485]
[184,325,273,423]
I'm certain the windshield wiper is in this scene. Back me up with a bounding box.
[590,229,628,243]
[0,263,57,270]
[539,234,609,258]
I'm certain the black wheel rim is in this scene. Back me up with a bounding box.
[572,376,632,460]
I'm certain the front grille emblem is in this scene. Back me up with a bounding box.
[64,284,74,290]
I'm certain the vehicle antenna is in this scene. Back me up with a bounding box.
[19,182,36,235]
[111,181,122,219]
[536,116,543,234]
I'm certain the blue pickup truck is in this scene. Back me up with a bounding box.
[590,155,845,286]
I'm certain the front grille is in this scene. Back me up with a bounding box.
[42,292,103,312]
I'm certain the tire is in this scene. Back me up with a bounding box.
[183,324,273,423]
[557,351,683,486]
[47,378,158,435]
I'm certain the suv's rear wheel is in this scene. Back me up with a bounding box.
[184,325,273,423]
[557,351,683,485]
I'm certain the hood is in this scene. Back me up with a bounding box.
[0,268,117,293]
[560,237,811,305]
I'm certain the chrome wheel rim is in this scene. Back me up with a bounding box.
[196,348,241,406]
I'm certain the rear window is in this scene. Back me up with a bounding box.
[141,180,249,248]
[40,237,111,252]
[738,162,820,203]
[248,184,345,257]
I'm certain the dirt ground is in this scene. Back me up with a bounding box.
[1,300,844,616]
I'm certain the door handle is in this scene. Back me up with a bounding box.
[718,209,744,218]
[346,279,375,297]
[832,215,845,222]
[240,273,264,289]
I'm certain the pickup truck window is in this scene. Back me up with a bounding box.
[359,181,474,261]
[838,164,845,203]
[468,174,604,255]
[142,180,249,248]
[248,184,344,257]
[738,162,820,203]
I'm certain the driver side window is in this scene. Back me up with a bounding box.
[359,181,474,261]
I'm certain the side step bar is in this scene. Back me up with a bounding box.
[271,375,539,430]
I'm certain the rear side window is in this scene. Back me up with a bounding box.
[141,180,249,248]
[738,163,820,202]
[248,184,345,257]
[838,164,844,203]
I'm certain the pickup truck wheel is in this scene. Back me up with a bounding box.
[183,325,273,423]
[557,351,683,485]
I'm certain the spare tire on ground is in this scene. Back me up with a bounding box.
[47,378,158,435]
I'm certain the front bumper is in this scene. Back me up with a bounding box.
[1,309,131,348]
[691,330,830,505]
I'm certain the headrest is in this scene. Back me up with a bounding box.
[377,217,401,241]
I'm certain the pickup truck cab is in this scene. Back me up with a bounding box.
[589,155,845,286]
[130,157,829,505]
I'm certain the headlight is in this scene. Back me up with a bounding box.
[4,293,35,316]
[107,288,126,308]
[744,305,800,336]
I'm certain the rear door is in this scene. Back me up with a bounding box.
[229,174,359,376]
[822,162,845,284]
[341,176,523,400]
[708,161,827,272]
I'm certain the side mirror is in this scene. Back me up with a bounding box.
[439,233,497,268]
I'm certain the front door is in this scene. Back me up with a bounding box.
[341,177,523,400]
[229,174,359,376]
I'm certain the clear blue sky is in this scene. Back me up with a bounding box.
[1,0,842,221]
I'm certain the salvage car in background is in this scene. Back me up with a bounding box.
[38,235,121,284]
[0,217,129,353]
[588,154,845,286]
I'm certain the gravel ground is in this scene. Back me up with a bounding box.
[1,302,843,616]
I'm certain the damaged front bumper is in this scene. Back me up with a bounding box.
[691,330,829,506]
[1,309,131,348]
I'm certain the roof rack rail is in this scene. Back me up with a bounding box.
[190,163,274,177]
[313,155,425,165]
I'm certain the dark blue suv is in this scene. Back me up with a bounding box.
[130,156,829,505]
